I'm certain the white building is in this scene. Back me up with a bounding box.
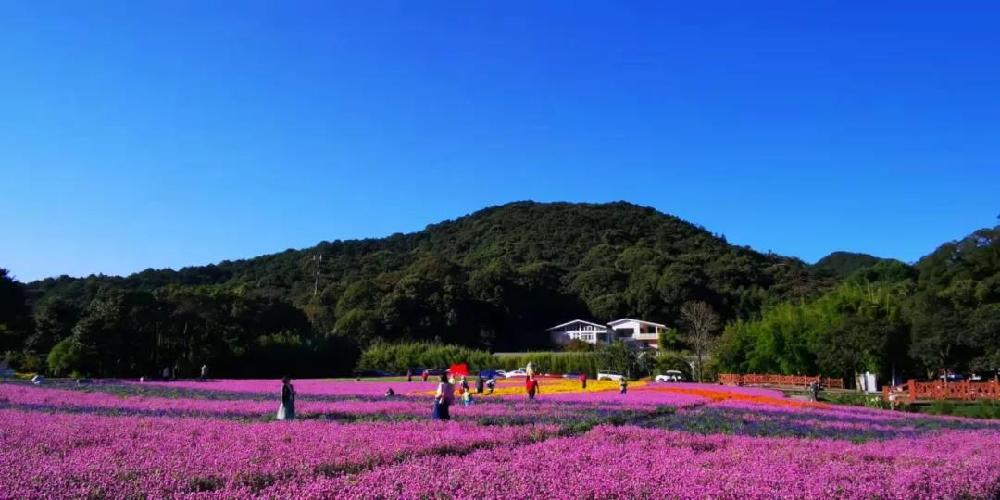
[547,319,611,345]
[608,318,667,349]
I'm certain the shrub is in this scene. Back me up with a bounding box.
[928,400,956,416]
[46,338,96,377]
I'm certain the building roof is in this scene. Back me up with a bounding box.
[547,319,609,331]
[608,318,667,328]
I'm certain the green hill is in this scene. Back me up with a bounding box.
[812,251,894,278]
[11,202,826,376]
[5,202,998,381]
[31,201,823,326]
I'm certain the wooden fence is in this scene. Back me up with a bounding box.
[883,379,1000,403]
[718,373,844,389]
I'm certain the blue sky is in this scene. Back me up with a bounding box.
[2,2,998,282]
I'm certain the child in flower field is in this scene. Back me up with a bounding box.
[461,375,474,405]
[455,377,467,405]
[277,376,295,420]
[526,375,540,400]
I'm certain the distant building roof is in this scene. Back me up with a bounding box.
[547,319,608,331]
[608,318,667,328]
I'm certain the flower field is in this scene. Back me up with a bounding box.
[2,379,999,499]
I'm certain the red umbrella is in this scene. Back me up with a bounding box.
[449,362,469,377]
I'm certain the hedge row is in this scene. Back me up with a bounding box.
[493,352,601,376]
[355,343,495,374]
[355,343,602,376]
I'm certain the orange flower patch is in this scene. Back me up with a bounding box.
[648,386,829,410]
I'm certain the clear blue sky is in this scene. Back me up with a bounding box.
[2,2,998,282]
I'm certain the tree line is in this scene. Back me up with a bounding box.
[0,277,356,378]
[355,342,659,380]
[716,226,1000,383]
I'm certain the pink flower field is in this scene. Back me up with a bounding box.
[134,378,442,396]
[2,378,999,499]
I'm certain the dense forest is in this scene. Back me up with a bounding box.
[718,226,1000,384]
[1,202,997,383]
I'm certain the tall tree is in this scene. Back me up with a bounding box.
[680,301,719,382]
[0,269,31,358]
[23,299,81,370]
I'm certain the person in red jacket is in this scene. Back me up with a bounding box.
[526,375,540,400]
[579,372,587,390]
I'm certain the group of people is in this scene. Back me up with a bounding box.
[156,364,210,381]
[408,368,499,393]
[275,368,631,422]
[432,374,485,420]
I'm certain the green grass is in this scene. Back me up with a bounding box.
[917,400,1000,420]
[818,390,1000,418]
[820,391,889,409]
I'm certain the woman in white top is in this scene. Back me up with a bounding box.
[432,373,454,420]
[277,376,295,420]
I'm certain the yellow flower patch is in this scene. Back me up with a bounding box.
[465,379,647,397]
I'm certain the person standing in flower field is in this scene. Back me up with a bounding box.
[580,372,587,390]
[277,376,296,420]
[619,377,628,395]
[475,375,484,394]
[200,364,208,380]
[455,376,466,404]
[486,376,495,394]
[432,373,454,420]
[526,374,540,401]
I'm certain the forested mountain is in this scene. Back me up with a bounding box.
[812,251,896,279]
[5,202,825,377]
[3,201,996,382]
